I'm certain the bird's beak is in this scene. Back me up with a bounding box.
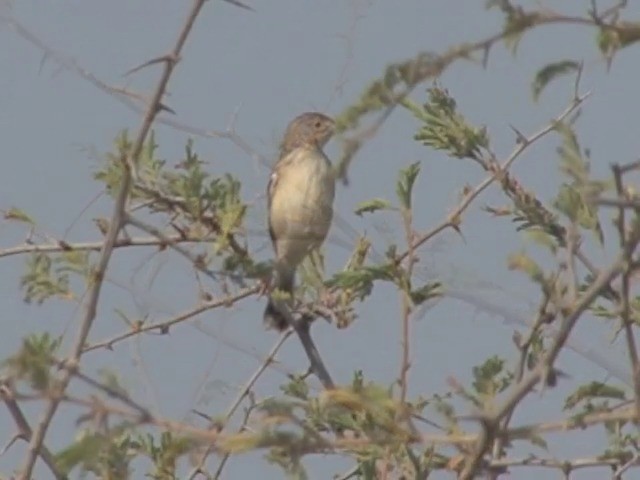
[327,119,337,139]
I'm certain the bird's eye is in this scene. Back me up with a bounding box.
[314,121,322,128]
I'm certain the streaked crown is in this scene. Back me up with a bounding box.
[280,112,335,155]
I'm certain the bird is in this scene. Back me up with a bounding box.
[263,112,336,331]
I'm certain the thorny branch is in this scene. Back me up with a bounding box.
[0,233,215,259]
[272,298,336,390]
[187,331,291,479]
[0,382,65,480]
[82,284,261,353]
[460,215,640,479]
[611,163,640,423]
[3,1,630,325]
[2,1,640,478]
[16,1,211,478]
[6,372,640,459]
[394,90,590,265]
[333,0,630,182]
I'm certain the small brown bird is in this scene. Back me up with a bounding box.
[263,112,336,330]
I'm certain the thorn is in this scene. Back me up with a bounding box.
[509,124,528,144]
[191,409,214,422]
[221,0,255,11]
[226,103,244,133]
[449,214,466,243]
[0,434,23,455]
[111,87,176,115]
[451,223,466,243]
[573,60,584,99]
[157,102,176,115]
[124,53,180,77]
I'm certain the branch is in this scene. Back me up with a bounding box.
[334,3,630,179]
[459,223,640,479]
[488,454,636,472]
[398,199,417,409]
[0,382,65,480]
[17,1,210,477]
[188,331,291,479]
[0,234,212,259]
[611,163,640,423]
[82,284,260,353]
[396,90,590,264]
[271,298,336,390]
[125,213,231,283]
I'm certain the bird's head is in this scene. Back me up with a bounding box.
[280,112,335,154]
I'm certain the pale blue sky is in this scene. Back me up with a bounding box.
[2,1,640,478]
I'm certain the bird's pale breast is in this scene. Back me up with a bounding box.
[270,148,335,260]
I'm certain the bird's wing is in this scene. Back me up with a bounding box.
[267,168,278,248]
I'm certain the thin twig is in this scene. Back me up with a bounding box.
[460,223,640,479]
[269,296,336,390]
[0,234,210,259]
[82,284,260,353]
[0,382,65,480]
[187,331,291,479]
[398,202,416,408]
[611,163,640,423]
[396,91,590,264]
[125,213,226,282]
[490,295,553,463]
[596,197,640,209]
[489,454,635,471]
[613,451,640,479]
[17,1,209,477]
[293,316,336,390]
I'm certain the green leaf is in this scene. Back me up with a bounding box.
[532,60,580,102]
[3,206,35,225]
[55,430,116,476]
[555,122,586,182]
[4,333,60,391]
[409,282,442,305]
[553,123,606,245]
[354,198,394,216]
[554,184,582,221]
[343,236,371,271]
[20,253,72,304]
[325,264,396,300]
[597,22,640,60]
[527,433,549,451]
[564,382,626,410]
[507,251,544,284]
[396,162,421,210]
[55,428,138,480]
[281,375,309,400]
[554,183,604,245]
[472,356,513,398]
[400,97,425,119]
[524,228,558,254]
[405,87,489,159]
[589,304,618,320]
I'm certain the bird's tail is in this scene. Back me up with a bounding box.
[263,266,295,331]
